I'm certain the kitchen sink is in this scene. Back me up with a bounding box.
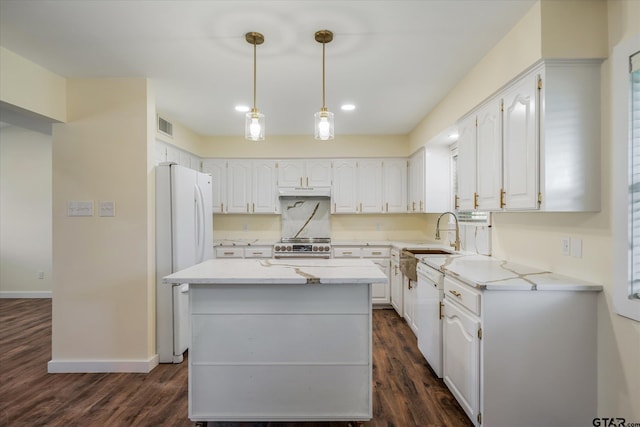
[400,248,455,282]
[404,248,454,255]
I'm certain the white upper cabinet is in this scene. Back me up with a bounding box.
[476,99,503,210]
[456,116,477,211]
[358,159,383,213]
[226,160,252,213]
[457,97,505,212]
[204,159,279,215]
[408,150,424,212]
[201,159,227,213]
[278,159,332,188]
[502,72,539,210]
[456,59,601,212]
[383,159,407,213]
[410,147,451,213]
[332,159,358,213]
[252,160,279,214]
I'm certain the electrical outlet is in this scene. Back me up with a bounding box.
[571,238,582,258]
[37,271,44,279]
[561,237,570,256]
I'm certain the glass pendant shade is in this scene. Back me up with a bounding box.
[245,109,265,141]
[314,108,334,140]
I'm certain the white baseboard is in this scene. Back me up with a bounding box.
[0,291,52,298]
[47,354,159,373]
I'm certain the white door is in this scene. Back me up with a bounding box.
[252,160,278,213]
[371,258,390,304]
[476,99,503,210]
[443,298,480,424]
[503,72,539,210]
[195,170,213,262]
[278,160,305,187]
[390,259,403,317]
[383,159,407,213]
[171,165,198,271]
[332,160,358,213]
[226,160,252,213]
[202,159,226,213]
[457,115,477,211]
[306,159,332,187]
[173,283,190,358]
[417,274,443,378]
[359,160,383,213]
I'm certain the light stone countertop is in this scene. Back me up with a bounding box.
[420,254,602,292]
[163,258,388,285]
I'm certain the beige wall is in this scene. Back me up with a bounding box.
[0,125,52,295]
[199,134,409,159]
[51,78,156,366]
[0,47,67,123]
[155,111,205,155]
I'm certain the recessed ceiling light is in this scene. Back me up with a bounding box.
[448,132,459,140]
[341,104,356,111]
[235,105,250,113]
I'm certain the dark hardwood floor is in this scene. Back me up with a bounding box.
[0,299,471,427]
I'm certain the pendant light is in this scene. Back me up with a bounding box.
[314,30,334,141]
[245,32,265,141]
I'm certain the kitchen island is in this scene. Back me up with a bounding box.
[163,258,387,424]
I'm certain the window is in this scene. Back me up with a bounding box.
[629,51,640,299]
[613,34,640,321]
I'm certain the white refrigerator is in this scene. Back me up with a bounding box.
[156,163,213,363]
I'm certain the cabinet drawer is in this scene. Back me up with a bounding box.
[444,277,481,316]
[214,247,244,258]
[333,247,362,258]
[245,247,273,258]
[362,247,390,258]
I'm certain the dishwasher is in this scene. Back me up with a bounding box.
[417,260,444,378]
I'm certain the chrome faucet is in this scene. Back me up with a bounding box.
[435,211,461,251]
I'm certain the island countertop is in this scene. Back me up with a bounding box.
[163,258,388,285]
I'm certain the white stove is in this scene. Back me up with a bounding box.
[273,241,332,258]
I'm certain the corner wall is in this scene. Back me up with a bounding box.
[49,78,157,372]
[0,125,52,297]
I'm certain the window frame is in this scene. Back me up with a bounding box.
[613,33,640,321]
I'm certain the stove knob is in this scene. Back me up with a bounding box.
[275,245,281,251]
[324,246,330,252]
[286,245,292,251]
[313,246,318,252]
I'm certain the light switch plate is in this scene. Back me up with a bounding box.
[99,201,116,217]
[561,237,570,256]
[67,201,94,217]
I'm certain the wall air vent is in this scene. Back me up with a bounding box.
[157,115,173,137]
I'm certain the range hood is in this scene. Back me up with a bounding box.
[278,187,331,198]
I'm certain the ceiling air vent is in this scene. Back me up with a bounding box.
[157,115,173,137]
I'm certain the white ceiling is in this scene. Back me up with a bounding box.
[0,0,535,137]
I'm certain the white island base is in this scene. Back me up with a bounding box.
[164,259,387,423]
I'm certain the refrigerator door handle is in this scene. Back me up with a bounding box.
[194,184,206,263]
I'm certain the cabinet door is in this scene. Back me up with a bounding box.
[252,160,278,213]
[306,160,332,187]
[502,72,539,210]
[443,298,480,424]
[457,115,477,211]
[226,160,252,213]
[359,160,383,213]
[403,276,417,336]
[476,99,503,210]
[383,159,407,213]
[370,258,390,304]
[411,150,425,212]
[202,159,227,213]
[332,160,358,213]
[390,259,403,317]
[278,160,304,187]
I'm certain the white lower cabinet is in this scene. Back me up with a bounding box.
[442,275,598,427]
[442,295,480,424]
[334,246,391,305]
[403,275,418,335]
[390,249,403,316]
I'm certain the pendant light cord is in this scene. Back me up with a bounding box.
[253,40,257,112]
[322,40,326,109]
